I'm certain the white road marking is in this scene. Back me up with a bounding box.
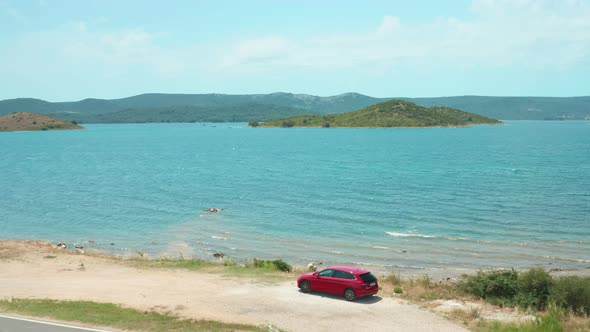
[0,314,115,332]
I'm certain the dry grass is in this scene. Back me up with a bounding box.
[561,315,590,332]
[0,248,16,260]
[379,272,488,329]
[379,273,465,302]
[447,307,482,329]
[0,240,42,261]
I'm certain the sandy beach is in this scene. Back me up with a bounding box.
[0,241,471,332]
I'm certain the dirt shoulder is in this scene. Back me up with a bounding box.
[0,241,466,332]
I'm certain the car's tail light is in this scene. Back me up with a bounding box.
[362,282,377,289]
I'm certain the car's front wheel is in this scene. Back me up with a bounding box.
[300,281,311,293]
[344,288,356,301]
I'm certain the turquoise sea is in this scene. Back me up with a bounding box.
[1,121,589,274]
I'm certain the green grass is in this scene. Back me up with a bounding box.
[0,299,269,332]
[126,257,296,284]
[126,258,215,270]
[477,317,562,332]
[218,259,295,283]
[127,258,292,273]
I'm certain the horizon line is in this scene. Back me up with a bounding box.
[2,92,590,103]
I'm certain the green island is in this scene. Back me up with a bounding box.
[257,100,502,128]
[0,112,84,132]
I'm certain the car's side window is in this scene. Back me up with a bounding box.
[332,271,356,280]
[343,272,356,280]
[318,269,334,277]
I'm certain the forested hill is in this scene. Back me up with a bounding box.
[406,96,590,120]
[59,103,312,123]
[260,100,501,128]
[0,93,588,123]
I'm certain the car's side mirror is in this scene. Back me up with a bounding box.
[313,272,319,277]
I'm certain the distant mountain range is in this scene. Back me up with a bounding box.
[0,93,588,123]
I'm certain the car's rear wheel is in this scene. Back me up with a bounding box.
[300,281,311,293]
[344,288,356,301]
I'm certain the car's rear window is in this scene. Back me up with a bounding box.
[360,272,377,283]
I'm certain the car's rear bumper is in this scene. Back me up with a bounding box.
[356,287,379,298]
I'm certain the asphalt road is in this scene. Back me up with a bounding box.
[0,315,115,332]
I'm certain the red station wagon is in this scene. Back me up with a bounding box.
[297,266,379,301]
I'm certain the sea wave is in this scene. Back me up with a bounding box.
[385,232,435,238]
[352,262,428,270]
[542,256,590,263]
[385,231,469,241]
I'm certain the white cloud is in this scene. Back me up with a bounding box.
[3,21,209,80]
[377,16,401,36]
[1,0,589,91]
[222,0,590,73]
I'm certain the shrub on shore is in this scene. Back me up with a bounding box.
[517,268,553,310]
[223,258,237,266]
[550,276,590,316]
[461,269,519,307]
[251,258,292,272]
[462,268,590,315]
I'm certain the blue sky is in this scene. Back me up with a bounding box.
[1,0,589,101]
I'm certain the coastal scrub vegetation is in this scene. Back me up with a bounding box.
[461,269,590,315]
[127,257,293,278]
[0,299,270,331]
[260,100,502,128]
[381,268,590,331]
[252,258,292,272]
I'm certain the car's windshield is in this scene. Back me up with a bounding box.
[359,272,377,283]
